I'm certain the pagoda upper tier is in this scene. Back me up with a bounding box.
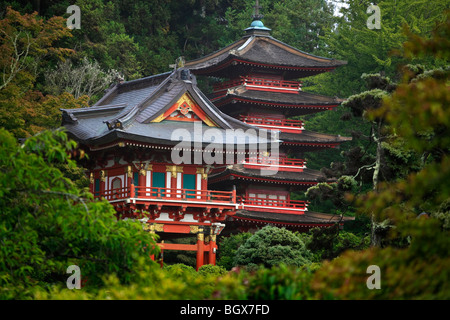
[185,21,346,79]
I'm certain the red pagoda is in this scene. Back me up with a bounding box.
[62,7,353,269]
[185,12,353,232]
[61,68,275,269]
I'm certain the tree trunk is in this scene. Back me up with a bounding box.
[371,122,383,247]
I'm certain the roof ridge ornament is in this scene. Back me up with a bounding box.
[245,0,271,36]
[252,0,263,20]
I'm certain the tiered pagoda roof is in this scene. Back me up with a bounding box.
[210,85,343,116]
[230,210,353,231]
[61,69,274,152]
[185,27,347,79]
[185,18,354,230]
[209,163,328,188]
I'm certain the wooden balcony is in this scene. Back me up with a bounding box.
[213,76,302,94]
[94,186,237,211]
[239,115,304,133]
[243,156,306,172]
[238,197,308,215]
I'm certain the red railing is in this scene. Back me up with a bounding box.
[213,76,301,93]
[239,115,304,133]
[243,156,306,172]
[239,197,308,214]
[95,186,236,204]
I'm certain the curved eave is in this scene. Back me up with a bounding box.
[208,166,327,187]
[231,210,354,228]
[212,95,340,110]
[186,35,347,79]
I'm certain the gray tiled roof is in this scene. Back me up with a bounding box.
[185,35,346,79]
[233,210,355,225]
[61,69,276,148]
[214,86,341,106]
[208,164,328,185]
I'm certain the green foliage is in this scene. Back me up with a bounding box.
[198,264,227,277]
[305,175,358,214]
[164,263,197,277]
[233,226,313,270]
[312,219,450,299]
[216,232,252,270]
[313,0,450,98]
[33,258,215,300]
[306,226,370,261]
[315,12,450,299]
[0,128,159,299]
[213,264,315,300]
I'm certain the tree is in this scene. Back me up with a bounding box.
[233,226,313,270]
[0,7,85,138]
[311,14,450,299]
[0,7,73,91]
[310,0,450,98]
[216,232,252,270]
[44,57,121,101]
[0,128,159,299]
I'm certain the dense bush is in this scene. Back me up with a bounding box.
[198,265,227,277]
[233,226,313,270]
[0,129,159,299]
[312,219,450,299]
[216,232,252,270]
[212,264,315,300]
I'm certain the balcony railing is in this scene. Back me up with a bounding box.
[239,115,304,133]
[213,76,302,94]
[243,156,306,172]
[94,186,237,206]
[94,185,309,215]
[239,197,309,215]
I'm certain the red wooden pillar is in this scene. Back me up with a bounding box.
[100,170,106,197]
[89,172,94,194]
[171,172,178,199]
[127,166,133,195]
[138,171,146,198]
[208,234,217,265]
[196,228,204,271]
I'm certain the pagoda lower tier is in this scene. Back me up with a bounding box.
[61,68,279,269]
[227,210,355,233]
[207,164,353,232]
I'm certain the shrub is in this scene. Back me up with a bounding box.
[213,264,315,300]
[198,264,227,277]
[216,232,252,270]
[233,226,313,270]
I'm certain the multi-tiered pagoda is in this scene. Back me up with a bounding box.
[186,15,352,232]
[62,8,353,269]
[61,68,274,269]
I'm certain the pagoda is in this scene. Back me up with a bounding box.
[185,6,353,232]
[61,68,275,269]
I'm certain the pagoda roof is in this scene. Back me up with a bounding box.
[211,86,342,116]
[231,210,355,229]
[185,34,346,79]
[208,163,327,187]
[61,69,276,149]
[280,130,352,146]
